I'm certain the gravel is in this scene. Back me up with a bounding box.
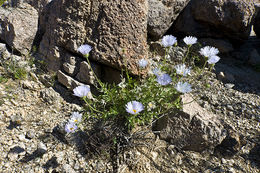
[0,45,259,172]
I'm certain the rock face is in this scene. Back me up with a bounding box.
[155,94,226,152]
[173,0,256,42]
[24,0,51,12]
[0,3,38,55]
[39,0,148,76]
[147,0,189,40]
[254,3,260,38]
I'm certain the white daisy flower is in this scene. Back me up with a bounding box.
[199,46,219,57]
[69,112,82,123]
[78,44,92,55]
[183,36,197,46]
[65,122,78,133]
[126,101,144,115]
[157,73,172,86]
[162,35,177,47]
[175,82,192,93]
[207,55,220,64]
[73,85,90,98]
[174,64,191,76]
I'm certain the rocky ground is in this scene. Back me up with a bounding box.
[0,42,260,173]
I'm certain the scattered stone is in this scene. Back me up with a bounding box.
[18,134,26,142]
[40,87,61,105]
[76,61,101,85]
[7,152,18,162]
[0,3,38,55]
[63,63,77,76]
[214,129,246,158]
[20,80,39,90]
[38,74,55,88]
[57,70,84,90]
[26,131,36,139]
[224,83,235,89]
[62,164,76,173]
[37,142,47,154]
[0,43,7,53]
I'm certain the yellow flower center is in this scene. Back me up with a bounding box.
[70,127,73,131]
[133,109,137,113]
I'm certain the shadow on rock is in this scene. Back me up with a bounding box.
[9,146,25,154]
[214,129,246,158]
[43,156,59,170]
[215,58,260,95]
[7,120,21,130]
[248,143,260,169]
[19,148,46,163]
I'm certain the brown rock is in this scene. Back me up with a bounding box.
[173,0,256,42]
[57,70,84,90]
[148,0,190,40]
[39,0,148,76]
[155,94,226,152]
[76,61,101,85]
[0,3,38,55]
[214,129,246,158]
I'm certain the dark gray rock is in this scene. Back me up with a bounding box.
[148,0,189,40]
[173,0,256,42]
[199,38,234,54]
[254,3,260,38]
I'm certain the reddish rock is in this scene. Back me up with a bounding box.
[39,0,148,75]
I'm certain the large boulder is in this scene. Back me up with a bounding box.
[155,94,226,152]
[39,0,149,77]
[0,3,38,55]
[173,0,256,42]
[148,0,190,40]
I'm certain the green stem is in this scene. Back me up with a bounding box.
[82,97,103,114]
[183,45,190,63]
[85,55,105,90]
[163,47,169,65]
[209,64,214,72]
[200,58,208,76]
